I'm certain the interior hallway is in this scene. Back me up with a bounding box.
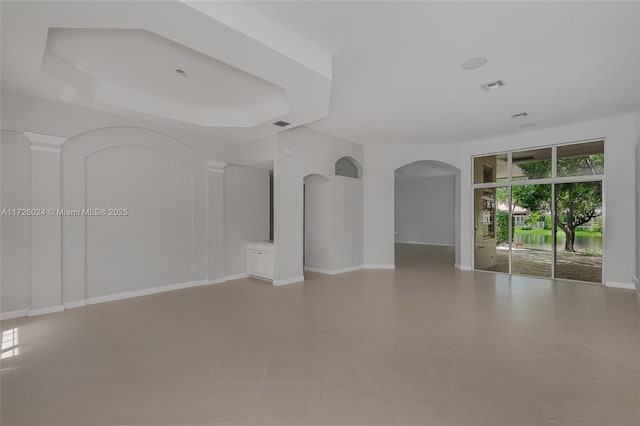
[2,245,639,425]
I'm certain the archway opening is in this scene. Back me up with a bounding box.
[394,160,461,270]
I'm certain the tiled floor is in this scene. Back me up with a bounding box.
[2,244,639,426]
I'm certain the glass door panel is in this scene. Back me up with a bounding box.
[474,187,509,273]
[554,182,603,283]
[511,184,552,278]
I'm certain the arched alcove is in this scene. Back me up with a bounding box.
[61,126,208,303]
[335,156,362,179]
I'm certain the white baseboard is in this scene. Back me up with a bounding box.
[2,278,238,320]
[28,305,64,317]
[605,281,637,290]
[273,276,304,286]
[363,264,396,270]
[455,264,473,271]
[193,278,226,287]
[395,241,454,247]
[224,273,250,281]
[86,281,195,305]
[0,309,29,320]
[304,265,363,275]
[64,300,87,309]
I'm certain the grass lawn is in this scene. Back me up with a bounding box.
[514,228,602,237]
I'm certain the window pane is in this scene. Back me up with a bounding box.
[474,187,509,273]
[554,181,603,283]
[511,184,552,278]
[473,153,508,184]
[512,148,552,181]
[557,141,604,177]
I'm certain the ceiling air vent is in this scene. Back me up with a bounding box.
[481,80,505,91]
[273,121,290,127]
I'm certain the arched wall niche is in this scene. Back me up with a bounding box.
[61,126,209,304]
[335,156,362,179]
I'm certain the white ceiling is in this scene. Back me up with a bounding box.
[248,1,640,144]
[2,1,638,145]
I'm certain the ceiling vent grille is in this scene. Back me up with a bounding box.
[481,80,505,91]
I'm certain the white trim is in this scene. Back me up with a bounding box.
[0,309,29,320]
[23,132,66,147]
[605,281,637,290]
[395,241,454,247]
[248,274,273,282]
[273,276,304,286]
[455,264,473,271]
[304,265,363,275]
[363,264,396,269]
[64,300,87,309]
[207,160,228,173]
[2,279,235,320]
[28,305,64,317]
[29,145,62,154]
[224,273,249,281]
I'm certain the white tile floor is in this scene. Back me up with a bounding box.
[1,244,639,425]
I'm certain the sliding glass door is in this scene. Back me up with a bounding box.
[473,140,604,284]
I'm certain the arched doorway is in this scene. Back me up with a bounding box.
[394,160,461,270]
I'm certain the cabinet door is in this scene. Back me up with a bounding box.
[247,249,259,275]
[258,251,274,278]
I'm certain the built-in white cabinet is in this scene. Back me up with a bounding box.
[247,241,274,281]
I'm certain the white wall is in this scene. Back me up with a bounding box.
[303,174,332,271]
[223,164,270,277]
[331,175,364,270]
[395,174,455,246]
[636,131,640,292]
[0,131,30,314]
[275,127,363,282]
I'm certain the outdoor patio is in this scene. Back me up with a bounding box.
[487,248,602,283]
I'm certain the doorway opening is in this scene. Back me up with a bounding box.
[394,160,461,270]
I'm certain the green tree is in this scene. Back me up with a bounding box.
[512,156,602,252]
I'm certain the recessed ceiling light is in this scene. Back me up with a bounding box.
[462,57,488,70]
[511,112,528,119]
[481,80,505,91]
[273,121,290,127]
[519,123,536,129]
[175,69,186,77]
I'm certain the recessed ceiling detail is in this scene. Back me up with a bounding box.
[1,0,332,141]
[43,28,289,128]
